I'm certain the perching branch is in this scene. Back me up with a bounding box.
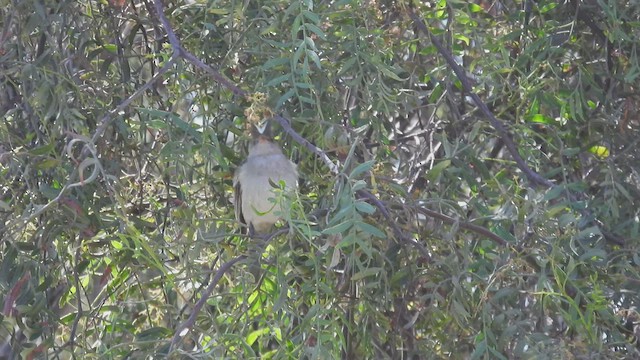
[152,0,339,175]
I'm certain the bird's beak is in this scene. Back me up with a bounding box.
[255,119,269,135]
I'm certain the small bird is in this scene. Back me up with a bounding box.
[233,119,298,234]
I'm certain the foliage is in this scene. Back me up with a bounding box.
[1,0,640,358]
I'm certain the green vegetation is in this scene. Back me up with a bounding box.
[1,0,640,358]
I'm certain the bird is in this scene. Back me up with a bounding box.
[233,119,298,235]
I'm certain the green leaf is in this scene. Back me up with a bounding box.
[543,186,565,201]
[276,88,296,109]
[527,113,554,124]
[468,3,482,12]
[322,221,353,235]
[291,15,303,40]
[356,221,386,238]
[29,142,56,156]
[576,226,601,241]
[378,63,406,81]
[426,159,451,182]
[208,8,229,15]
[579,248,607,262]
[470,338,487,360]
[136,327,172,341]
[454,34,470,46]
[351,180,367,191]
[294,82,313,89]
[298,95,315,104]
[306,49,322,69]
[262,57,289,70]
[349,160,375,179]
[560,148,580,157]
[539,2,558,13]
[262,38,288,48]
[301,10,320,24]
[304,23,326,40]
[354,201,375,214]
[102,43,117,53]
[266,74,291,87]
[339,57,357,76]
[304,36,317,51]
[293,41,306,64]
[329,203,355,225]
[588,145,609,159]
[34,157,60,170]
[491,225,515,243]
[246,327,270,346]
[111,240,123,250]
[147,119,167,129]
[351,267,382,281]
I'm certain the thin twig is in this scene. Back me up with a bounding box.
[168,226,288,352]
[6,136,105,241]
[62,248,84,351]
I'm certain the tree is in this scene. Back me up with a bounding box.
[1,0,640,358]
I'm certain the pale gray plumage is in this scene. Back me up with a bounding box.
[233,126,298,234]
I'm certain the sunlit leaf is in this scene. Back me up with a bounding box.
[426,159,451,182]
[588,145,609,159]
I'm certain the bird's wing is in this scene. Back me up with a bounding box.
[233,173,246,231]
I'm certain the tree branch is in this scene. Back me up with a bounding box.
[169,254,246,352]
[358,190,432,261]
[152,0,338,175]
[407,9,627,246]
[413,206,508,247]
[153,0,245,98]
[273,114,339,174]
[408,10,554,189]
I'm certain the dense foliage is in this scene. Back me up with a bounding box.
[2,0,640,358]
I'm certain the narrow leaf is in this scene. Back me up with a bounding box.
[349,160,375,179]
